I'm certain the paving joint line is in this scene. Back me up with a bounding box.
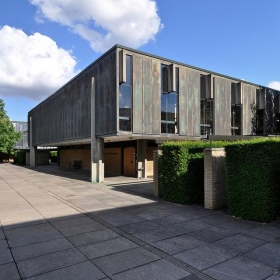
[31,182,215,280]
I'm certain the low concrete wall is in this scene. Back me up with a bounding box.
[60,149,91,170]
[204,148,226,209]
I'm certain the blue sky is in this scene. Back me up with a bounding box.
[0,0,280,121]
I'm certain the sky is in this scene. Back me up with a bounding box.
[0,0,280,121]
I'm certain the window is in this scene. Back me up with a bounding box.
[161,65,178,134]
[231,83,241,135]
[200,99,213,135]
[119,55,132,131]
[256,110,264,134]
[256,89,265,135]
[231,105,241,135]
[200,75,213,135]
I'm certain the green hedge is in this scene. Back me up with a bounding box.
[225,138,280,222]
[160,141,226,204]
[14,150,26,165]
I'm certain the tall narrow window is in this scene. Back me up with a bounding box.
[256,89,265,135]
[161,65,178,134]
[119,55,132,131]
[231,83,241,135]
[200,75,213,135]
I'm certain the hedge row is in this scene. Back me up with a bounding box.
[225,138,280,222]
[159,141,227,204]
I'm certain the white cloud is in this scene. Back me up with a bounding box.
[30,0,163,52]
[0,25,78,100]
[268,81,280,91]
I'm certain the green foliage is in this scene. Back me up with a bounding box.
[159,140,227,204]
[14,150,26,165]
[225,138,280,222]
[0,99,22,154]
[50,151,57,157]
[50,150,57,163]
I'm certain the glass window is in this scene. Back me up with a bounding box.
[200,99,213,135]
[231,83,242,135]
[161,65,178,134]
[231,105,241,135]
[256,109,264,134]
[119,55,132,131]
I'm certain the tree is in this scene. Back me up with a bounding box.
[0,99,22,154]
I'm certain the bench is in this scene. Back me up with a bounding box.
[69,160,82,169]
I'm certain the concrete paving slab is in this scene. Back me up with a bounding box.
[171,219,210,234]
[5,223,63,247]
[17,248,87,278]
[50,216,106,237]
[2,218,48,230]
[267,272,280,279]
[0,262,20,280]
[174,244,237,270]
[12,238,74,261]
[67,228,120,247]
[243,238,280,269]
[26,261,105,280]
[0,240,13,265]
[79,237,138,259]
[152,234,206,255]
[0,230,4,240]
[117,220,160,234]
[213,233,266,254]
[133,226,183,244]
[94,210,145,226]
[203,256,276,280]
[1,164,280,280]
[92,247,160,276]
[111,259,190,280]
[187,225,238,243]
[152,214,194,225]
[241,225,280,241]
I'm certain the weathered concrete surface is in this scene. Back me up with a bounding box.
[0,163,279,279]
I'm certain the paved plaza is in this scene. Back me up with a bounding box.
[0,163,280,280]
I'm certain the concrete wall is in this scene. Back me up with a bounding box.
[28,49,117,146]
[60,149,91,170]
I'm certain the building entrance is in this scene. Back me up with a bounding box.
[123,147,136,177]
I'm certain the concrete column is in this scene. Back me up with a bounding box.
[29,116,36,167]
[204,148,226,209]
[153,150,162,198]
[91,77,104,183]
[57,147,60,166]
[137,140,148,178]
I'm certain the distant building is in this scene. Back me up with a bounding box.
[28,44,280,182]
[12,121,28,150]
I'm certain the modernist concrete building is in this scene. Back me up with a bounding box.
[28,45,280,182]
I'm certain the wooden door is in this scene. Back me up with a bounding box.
[124,147,136,177]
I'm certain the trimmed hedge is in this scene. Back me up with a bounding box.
[160,141,227,204]
[225,138,280,222]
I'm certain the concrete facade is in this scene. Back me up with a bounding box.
[28,45,280,181]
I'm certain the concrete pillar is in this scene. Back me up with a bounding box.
[137,140,148,178]
[153,150,162,198]
[91,77,104,183]
[57,147,60,166]
[29,117,36,167]
[204,148,226,209]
